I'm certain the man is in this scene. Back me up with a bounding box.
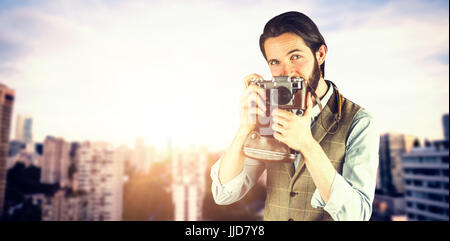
[210,11,379,221]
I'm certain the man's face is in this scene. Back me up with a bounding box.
[264,32,322,90]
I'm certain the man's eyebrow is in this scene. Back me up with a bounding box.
[286,49,303,55]
[267,49,304,63]
[267,58,277,63]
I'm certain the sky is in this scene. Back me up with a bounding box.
[0,0,448,151]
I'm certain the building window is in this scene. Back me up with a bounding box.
[417,215,426,221]
[426,181,440,189]
[417,203,426,211]
[428,206,444,215]
[406,202,413,208]
[428,194,443,202]
[423,169,439,176]
[423,157,437,163]
[413,191,426,199]
[413,180,423,187]
[407,169,440,176]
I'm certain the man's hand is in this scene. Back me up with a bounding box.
[271,92,315,154]
[239,73,267,135]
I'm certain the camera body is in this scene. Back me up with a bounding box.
[249,76,308,136]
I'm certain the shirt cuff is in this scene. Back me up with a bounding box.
[310,170,346,215]
[210,157,246,196]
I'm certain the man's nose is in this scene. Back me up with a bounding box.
[280,62,297,77]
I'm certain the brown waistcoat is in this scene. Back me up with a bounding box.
[263,89,362,221]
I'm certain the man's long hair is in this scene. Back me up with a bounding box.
[259,11,327,77]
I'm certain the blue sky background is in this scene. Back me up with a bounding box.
[0,0,448,150]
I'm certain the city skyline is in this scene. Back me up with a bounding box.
[0,0,448,151]
[2,92,448,221]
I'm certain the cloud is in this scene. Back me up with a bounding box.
[322,0,449,140]
[0,0,448,149]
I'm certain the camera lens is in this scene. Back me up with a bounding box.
[271,87,292,105]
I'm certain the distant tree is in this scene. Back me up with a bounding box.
[3,163,59,221]
[68,163,77,180]
[5,198,41,221]
[124,159,136,177]
[122,162,174,220]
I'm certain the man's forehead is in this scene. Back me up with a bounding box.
[264,32,310,57]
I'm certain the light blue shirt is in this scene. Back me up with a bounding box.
[210,82,380,221]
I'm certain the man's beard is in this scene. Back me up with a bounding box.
[308,56,321,92]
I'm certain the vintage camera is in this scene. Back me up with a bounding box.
[249,76,308,136]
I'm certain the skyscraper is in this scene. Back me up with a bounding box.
[172,147,207,221]
[40,136,70,187]
[443,113,449,140]
[402,140,449,221]
[77,141,124,221]
[133,137,151,174]
[0,83,15,218]
[15,114,33,144]
[378,133,417,195]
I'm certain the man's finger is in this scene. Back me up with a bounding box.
[248,105,267,118]
[243,73,263,88]
[273,131,284,142]
[272,123,286,134]
[249,84,266,100]
[246,92,267,112]
[241,87,266,107]
[241,85,266,102]
[272,116,289,128]
[272,108,293,120]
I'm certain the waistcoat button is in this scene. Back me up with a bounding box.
[290,192,297,197]
[288,218,294,221]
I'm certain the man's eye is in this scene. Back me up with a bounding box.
[291,55,301,60]
[269,60,279,65]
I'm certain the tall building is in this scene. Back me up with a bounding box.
[378,133,417,195]
[8,149,40,169]
[443,113,449,140]
[69,142,80,183]
[7,140,40,170]
[40,136,70,187]
[7,140,25,169]
[77,141,124,221]
[402,140,449,221]
[115,144,132,178]
[15,115,33,143]
[0,83,15,218]
[29,187,88,221]
[172,147,207,221]
[133,137,151,174]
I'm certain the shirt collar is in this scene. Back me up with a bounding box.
[310,81,333,120]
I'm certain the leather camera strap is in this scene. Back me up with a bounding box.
[307,80,342,135]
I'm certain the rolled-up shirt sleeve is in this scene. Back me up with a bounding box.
[311,109,380,221]
[211,155,266,205]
